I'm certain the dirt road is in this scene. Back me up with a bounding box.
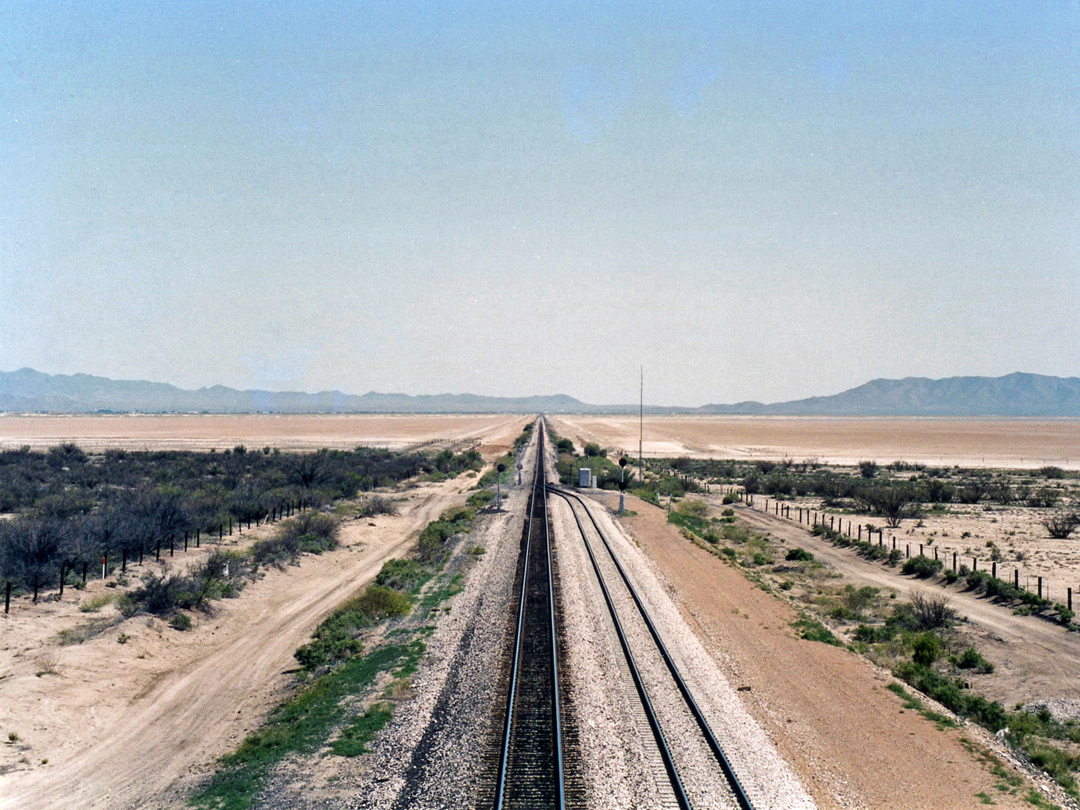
[0,477,473,810]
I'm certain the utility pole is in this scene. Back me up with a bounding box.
[638,366,644,485]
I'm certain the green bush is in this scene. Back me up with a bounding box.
[902,555,944,578]
[912,632,943,666]
[374,559,428,592]
[785,547,814,562]
[956,647,995,673]
[169,612,193,631]
[352,585,412,621]
[466,489,495,509]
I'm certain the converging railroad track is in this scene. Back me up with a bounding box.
[493,419,757,810]
[493,422,565,809]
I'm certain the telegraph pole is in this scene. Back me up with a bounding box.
[638,366,644,484]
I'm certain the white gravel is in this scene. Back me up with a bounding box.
[551,489,817,810]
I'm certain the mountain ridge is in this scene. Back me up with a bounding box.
[2,368,1079,416]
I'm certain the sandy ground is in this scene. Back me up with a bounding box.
[0,474,478,810]
[610,493,1055,810]
[0,414,531,457]
[766,495,1080,611]
[731,502,1080,711]
[549,415,1080,469]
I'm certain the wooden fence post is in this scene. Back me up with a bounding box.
[4,582,10,614]
[59,564,65,598]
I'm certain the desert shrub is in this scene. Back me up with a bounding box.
[352,585,412,621]
[890,592,955,631]
[854,624,896,643]
[1043,511,1080,539]
[955,647,995,673]
[280,511,338,551]
[1029,487,1061,508]
[858,460,879,479]
[466,489,495,509]
[356,495,397,518]
[722,493,738,505]
[169,612,193,631]
[416,507,473,562]
[675,499,708,519]
[894,662,1008,731]
[583,442,605,458]
[902,555,944,578]
[911,632,943,666]
[374,558,428,592]
[1040,466,1068,479]
[785,547,814,562]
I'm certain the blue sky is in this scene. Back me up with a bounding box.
[2,1,1077,405]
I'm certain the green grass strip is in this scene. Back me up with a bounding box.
[189,639,422,810]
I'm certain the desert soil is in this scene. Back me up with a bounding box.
[0,413,531,456]
[549,414,1080,469]
[0,474,480,810]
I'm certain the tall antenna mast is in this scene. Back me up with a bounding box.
[639,366,644,484]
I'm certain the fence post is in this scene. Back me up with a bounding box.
[155,540,161,561]
[953,552,957,572]
[184,532,189,552]
[830,515,835,530]
[122,548,127,573]
[992,562,997,579]
[1014,569,1019,588]
[972,558,977,572]
[934,547,938,561]
[4,582,9,614]
[906,543,910,559]
[1069,587,1073,612]
[32,573,38,603]
[1038,577,1043,599]
[170,535,175,557]
[892,537,896,551]
[919,543,923,557]
[196,529,201,548]
[82,561,87,586]
[59,564,65,598]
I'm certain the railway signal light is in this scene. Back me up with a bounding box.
[497,463,506,510]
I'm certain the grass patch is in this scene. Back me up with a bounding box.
[330,703,395,757]
[190,640,422,810]
[792,617,842,646]
[79,592,116,613]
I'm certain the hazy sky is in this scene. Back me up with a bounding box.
[2,2,1077,405]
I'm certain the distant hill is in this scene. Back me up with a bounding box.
[696,373,1080,417]
[0,368,592,414]
[1,368,1078,416]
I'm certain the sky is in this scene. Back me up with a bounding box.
[1,1,1077,406]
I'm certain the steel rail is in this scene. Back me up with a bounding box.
[548,485,692,810]
[552,486,756,810]
[493,422,564,810]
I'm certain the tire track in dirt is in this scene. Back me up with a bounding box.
[0,480,472,810]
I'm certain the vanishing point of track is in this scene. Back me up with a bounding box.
[493,418,756,809]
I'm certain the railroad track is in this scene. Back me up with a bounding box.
[493,422,565,809]
[493,419,755,809]
[547,484,756,810]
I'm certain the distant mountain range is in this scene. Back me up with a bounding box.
[1,368,1079,417]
